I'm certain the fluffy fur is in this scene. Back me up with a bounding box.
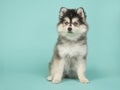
[47,7,89,84]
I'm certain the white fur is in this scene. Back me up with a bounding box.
[72,18,79,23]
[57,43,87,58]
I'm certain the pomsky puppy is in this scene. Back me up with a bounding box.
[47,7,89,84]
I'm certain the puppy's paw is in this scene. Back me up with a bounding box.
[80,78,89,84]
[47,76,52,81]
[52,78,61,84]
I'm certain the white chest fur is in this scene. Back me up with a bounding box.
[57,43,87,58]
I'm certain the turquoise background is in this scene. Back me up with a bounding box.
[0,0,120,90]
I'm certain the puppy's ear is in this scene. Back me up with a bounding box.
[77,7,86,18]
[59,7,67,18]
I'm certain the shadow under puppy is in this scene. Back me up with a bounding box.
[47,7,89,84]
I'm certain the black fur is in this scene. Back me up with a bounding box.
[58,9,86,25]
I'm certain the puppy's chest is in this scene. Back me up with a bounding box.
[57,43,87,58]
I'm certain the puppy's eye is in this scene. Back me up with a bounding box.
[73,22,79,26]
[64,22,69,25]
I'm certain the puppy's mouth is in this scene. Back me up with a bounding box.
[68,31,73,33]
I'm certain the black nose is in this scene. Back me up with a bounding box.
[68,27,72,32]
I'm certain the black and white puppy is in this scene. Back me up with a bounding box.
[47,7,89,84]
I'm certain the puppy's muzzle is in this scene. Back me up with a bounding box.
[68,27,72,33]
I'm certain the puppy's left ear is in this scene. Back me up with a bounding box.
[77,7,86,18]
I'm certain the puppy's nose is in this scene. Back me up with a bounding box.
[68,27,72,32]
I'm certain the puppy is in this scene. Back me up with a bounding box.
[47,7,89,84]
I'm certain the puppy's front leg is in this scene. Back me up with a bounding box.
[77,58,89,83]
[52,59,64,84]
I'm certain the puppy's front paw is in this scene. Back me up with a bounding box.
[80,78,89,84]
[47,76,52,81]
[52,78,61,84]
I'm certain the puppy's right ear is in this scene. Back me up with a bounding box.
[59,7,67,18]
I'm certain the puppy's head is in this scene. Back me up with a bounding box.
[57,7,88,40]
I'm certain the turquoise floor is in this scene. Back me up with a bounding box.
[1,72,120,90]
